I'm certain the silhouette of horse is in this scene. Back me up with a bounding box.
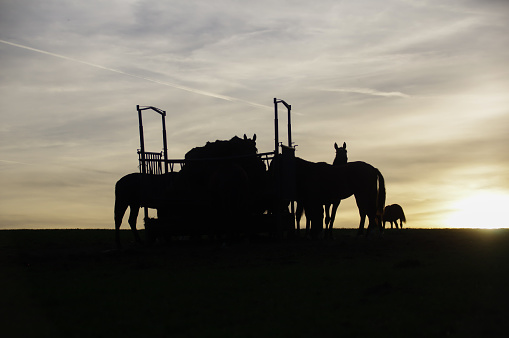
[206,162,251,236]
[295,166,327,238]
[383,204,406,229]
[114,172,179,247]
[180,133,266,211]
[155,161,253,240]
[114,134,265,247]
[295,142,347,237]
[324,142,348,237]
[290,153,385,237]
[170,134,266,237]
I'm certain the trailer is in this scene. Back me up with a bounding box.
[135,99,296,241]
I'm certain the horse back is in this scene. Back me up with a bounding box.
[115,173,142,198]
[295,158,353,201]
[115,172,179,208]
[329,161,378,188]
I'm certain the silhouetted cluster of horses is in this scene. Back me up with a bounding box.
[114,134,406,247]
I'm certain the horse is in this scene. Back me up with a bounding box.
[173,134,266,237]
[291,154,385,237]
[181,134,262,191]
[383,204,406,229]
[294,160,337,238]
[154,162,253,241]
[324,142,348,237]
[295,142,347,238]
[206,162,251,237]
[114,172,180,248]
[114,134,265,247]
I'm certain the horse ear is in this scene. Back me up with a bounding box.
[343,142,346,149]
[334,142,338,150]
[244,134,247,140]
[253,134,256,141]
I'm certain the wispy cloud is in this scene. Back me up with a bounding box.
[0,39,272,110]
[0,159,33,166]
[318,87,410,98]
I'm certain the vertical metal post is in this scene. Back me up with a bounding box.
[137,105,146,175]
[274,98,296,235]
[287,103,292,148]
[286,103,295,234]
[161,110,169,174]
[137,105,149,220]
[274,98,279,155]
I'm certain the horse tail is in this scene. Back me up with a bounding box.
[296,202,304,222]
[376,169,386,217]
[114,173,140,229]
[399,205,407,223]
[114,180,128,229]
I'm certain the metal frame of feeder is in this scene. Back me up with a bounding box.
[135,98,297,232]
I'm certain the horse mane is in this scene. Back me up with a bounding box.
[180,134,266,209]
[184,134,258,160]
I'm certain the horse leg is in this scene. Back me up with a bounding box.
[309,204,324,239]
[366,213,382,237]
[354,195,367,236]
[357,213,366,236]
[318,206,324,237]
[377,214,384,233]
[296,202,303,235]
[324,203,331,230]
[366,214,373,236]
[114,199,128,249]
[328,201,340,239]
[128,205,142,244]
[323,204,332,239]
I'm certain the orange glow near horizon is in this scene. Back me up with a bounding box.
[444,191,509,229]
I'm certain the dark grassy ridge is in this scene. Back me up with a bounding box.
[1,229,509,337]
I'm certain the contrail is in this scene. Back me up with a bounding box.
[0,159,34,166]
[320,87,410,98]
[0,39,271,110]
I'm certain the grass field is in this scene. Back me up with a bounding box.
[1,228,509,337]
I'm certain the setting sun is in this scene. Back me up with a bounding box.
[445,191,509,229]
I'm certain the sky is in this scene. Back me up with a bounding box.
[1,0,509,230]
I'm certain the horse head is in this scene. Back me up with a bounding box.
[242,133,258,154]
[333,142,347,165]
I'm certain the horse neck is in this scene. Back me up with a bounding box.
[333,154,347,166]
